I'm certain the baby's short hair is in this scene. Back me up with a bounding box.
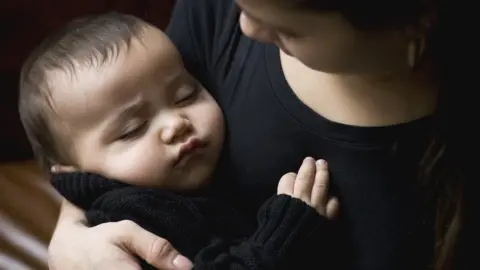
[19,12,147,172]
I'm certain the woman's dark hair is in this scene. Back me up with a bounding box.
[290,0,469,269]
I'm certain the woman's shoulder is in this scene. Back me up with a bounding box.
[166,0,240,85]
[167,0,237,33]
[166,0,238,52]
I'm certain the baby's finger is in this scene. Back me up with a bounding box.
[277,172,296,196]
[293,157,316,202]
[311,159,330,207]
[326,197,340,220]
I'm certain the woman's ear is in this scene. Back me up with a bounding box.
[51,165,78,173]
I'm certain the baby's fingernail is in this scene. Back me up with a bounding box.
[316,159,327,168]
[173,255,192,268]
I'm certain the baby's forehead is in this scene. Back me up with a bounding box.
[45,63,125,129]
[45,27,182,127]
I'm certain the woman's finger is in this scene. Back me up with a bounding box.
[110,220,193,270]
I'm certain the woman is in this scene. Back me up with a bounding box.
[48,0,471,269]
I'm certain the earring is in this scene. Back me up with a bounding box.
[407,37,426,69]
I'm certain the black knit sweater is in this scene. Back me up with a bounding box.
[52,172,333,269]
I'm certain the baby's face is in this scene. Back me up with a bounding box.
[49,26,224,191]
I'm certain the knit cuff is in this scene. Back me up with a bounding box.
[251,194,330,258]
[51,172,126,209]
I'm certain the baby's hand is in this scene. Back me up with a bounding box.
[277,157,339,219]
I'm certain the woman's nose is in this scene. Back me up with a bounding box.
[239,12,277,43]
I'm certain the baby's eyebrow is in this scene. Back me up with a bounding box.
[116,102,144,121]
[105,99,145,131]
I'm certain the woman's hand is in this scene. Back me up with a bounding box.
[278,157,339,219]
[48,200,193,270]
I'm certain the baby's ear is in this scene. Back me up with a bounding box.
[51,165,78,173]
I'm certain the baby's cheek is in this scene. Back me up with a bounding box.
[194,100,224,133]
[105,142,167,186]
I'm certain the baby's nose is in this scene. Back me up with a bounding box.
[158,116,192,144]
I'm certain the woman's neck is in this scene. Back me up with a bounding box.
[281,51,438,126]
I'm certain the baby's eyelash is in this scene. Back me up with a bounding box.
[117,120,148,141]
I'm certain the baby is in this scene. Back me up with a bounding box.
[19,12,338,269]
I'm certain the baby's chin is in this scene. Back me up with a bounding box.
[168,166,215,193]
[116,163,216,193]
[174,179,212,197]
